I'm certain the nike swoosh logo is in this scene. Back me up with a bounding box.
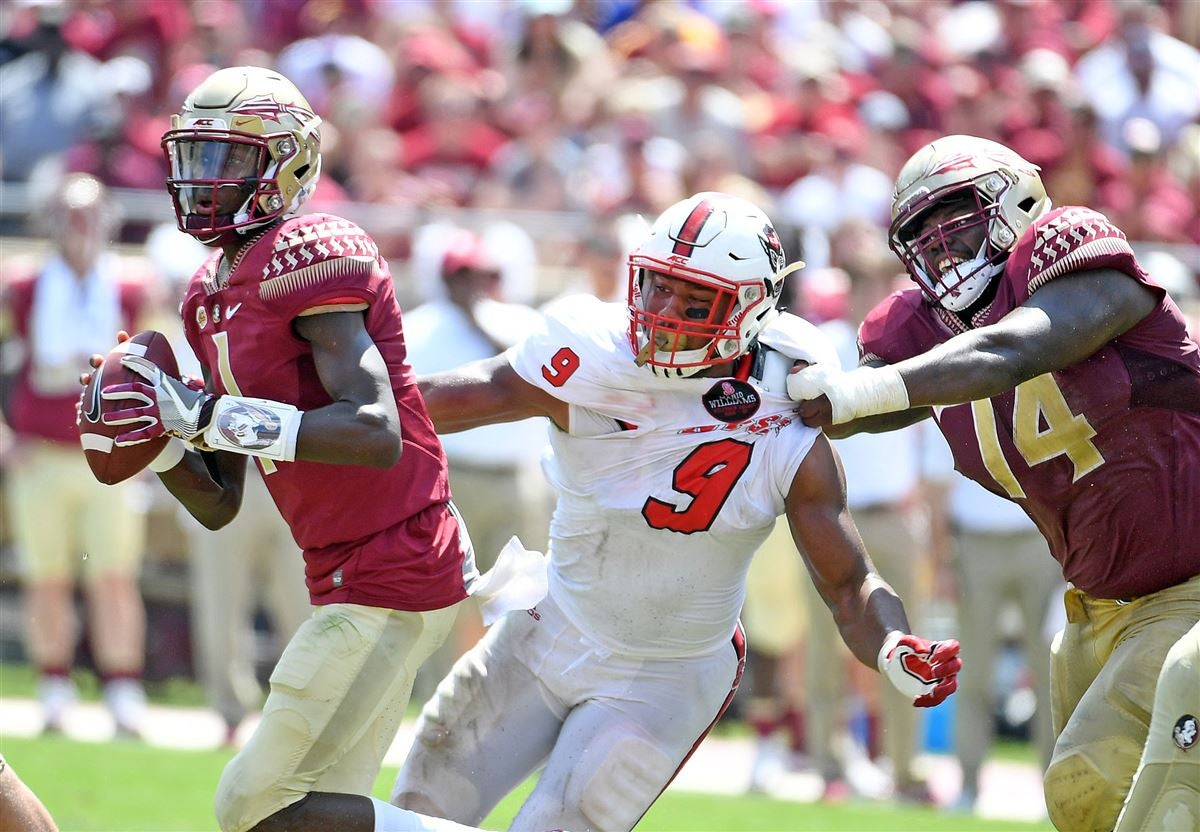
[84,364,103,423]
[225,303,243,319]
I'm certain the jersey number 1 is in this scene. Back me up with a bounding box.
[972,373,1103,498]
[644,438,753,533]
[211,331,277,475]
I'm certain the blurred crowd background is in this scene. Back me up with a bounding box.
[0,0,1198,817]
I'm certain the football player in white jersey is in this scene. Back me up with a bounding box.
[391,193,961,832]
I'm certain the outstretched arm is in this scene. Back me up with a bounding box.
[417,353,570,434]
[786,434,960,705]
[793,268,1159,428]
[893,268,1156,406]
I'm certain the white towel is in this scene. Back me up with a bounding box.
[469,536,549,626]
[29,252,122,395]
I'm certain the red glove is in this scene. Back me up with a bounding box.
[878,632,962,708]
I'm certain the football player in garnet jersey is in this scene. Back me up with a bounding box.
[87,67,487,832]
[787,135,1200,831]
[388,192,960,832]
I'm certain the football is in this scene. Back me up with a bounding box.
[78,330,180,485]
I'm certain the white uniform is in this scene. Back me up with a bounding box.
[393,296,835,832]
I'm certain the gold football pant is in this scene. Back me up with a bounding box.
[1114,619,1200,832]
[1044,575,1200,831]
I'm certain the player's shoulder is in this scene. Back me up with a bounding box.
[512,294,644,395]
[538,294,629,355]
[1006,205,1137,298]
[758,311,840,367]
[250,212,381,281]
[858,288,930,353]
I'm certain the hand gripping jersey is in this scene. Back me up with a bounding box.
[860,207,1200,599]
[508,295,835,657]
[181,213,469,611]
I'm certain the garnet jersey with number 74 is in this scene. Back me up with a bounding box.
[859,206,1200,600]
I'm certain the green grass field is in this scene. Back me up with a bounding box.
[1,733,1054,832]
[0,663,1053,831]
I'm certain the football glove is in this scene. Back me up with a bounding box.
[878,632,962,708]
[786,363,910,425]
[101,356,216,446]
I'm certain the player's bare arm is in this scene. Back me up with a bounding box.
[795,268,1158,429]
[785,433,961,706]
[784,433,907,667]
[416,353,569,433]
[291,310,403,467]
[158,443,249,530]
[894,268,1156,405]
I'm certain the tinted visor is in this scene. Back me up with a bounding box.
[167,137,266,216]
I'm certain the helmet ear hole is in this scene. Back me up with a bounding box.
[1018,196,1038,213]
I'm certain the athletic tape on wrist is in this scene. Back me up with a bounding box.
[842,365,910,422]
[202,395,302,462]
[149,438,187,473]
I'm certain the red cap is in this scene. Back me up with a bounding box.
[441,229,499,277]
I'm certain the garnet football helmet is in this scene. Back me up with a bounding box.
[889,135,1051,312]
[628,192,799,377]
[162,66,322,245]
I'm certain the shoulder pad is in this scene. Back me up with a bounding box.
[1011,206,1136,298]
[260,214,380,281]
[858,289,930,364]
[757,312,841,368]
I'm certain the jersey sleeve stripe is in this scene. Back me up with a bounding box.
[1027,237,1135,295]
[259,256,374,302]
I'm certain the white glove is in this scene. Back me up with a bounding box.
[786,363,910,424]
[119,355,217,443]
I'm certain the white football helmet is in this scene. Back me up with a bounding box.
[161,66,322,245]
[889,135,1051,312]
[628,192,798,377]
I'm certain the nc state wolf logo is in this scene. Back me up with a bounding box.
[228,94,315,125]
[759,224,784,273]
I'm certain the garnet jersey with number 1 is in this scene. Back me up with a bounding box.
[860,207,1200,600]
[507,294,836,658]
[180,213,469,611]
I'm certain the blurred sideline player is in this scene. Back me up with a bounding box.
[0,173,150,736]
[89,66,487,832]
[788,135,1200,830]
[391,192,961,831]
[740,516,809,792]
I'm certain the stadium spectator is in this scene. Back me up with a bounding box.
[0,173,152,737]
[788,134,1200,831]
[1102,117,1194,245]
[0,6,116,183]
[1074,2,1200,155]
[92,65,485,832]
[390,191,960,830]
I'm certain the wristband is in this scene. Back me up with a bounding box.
[148,438,187,473]
[202,395,303,462]
[877,630,904,674]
